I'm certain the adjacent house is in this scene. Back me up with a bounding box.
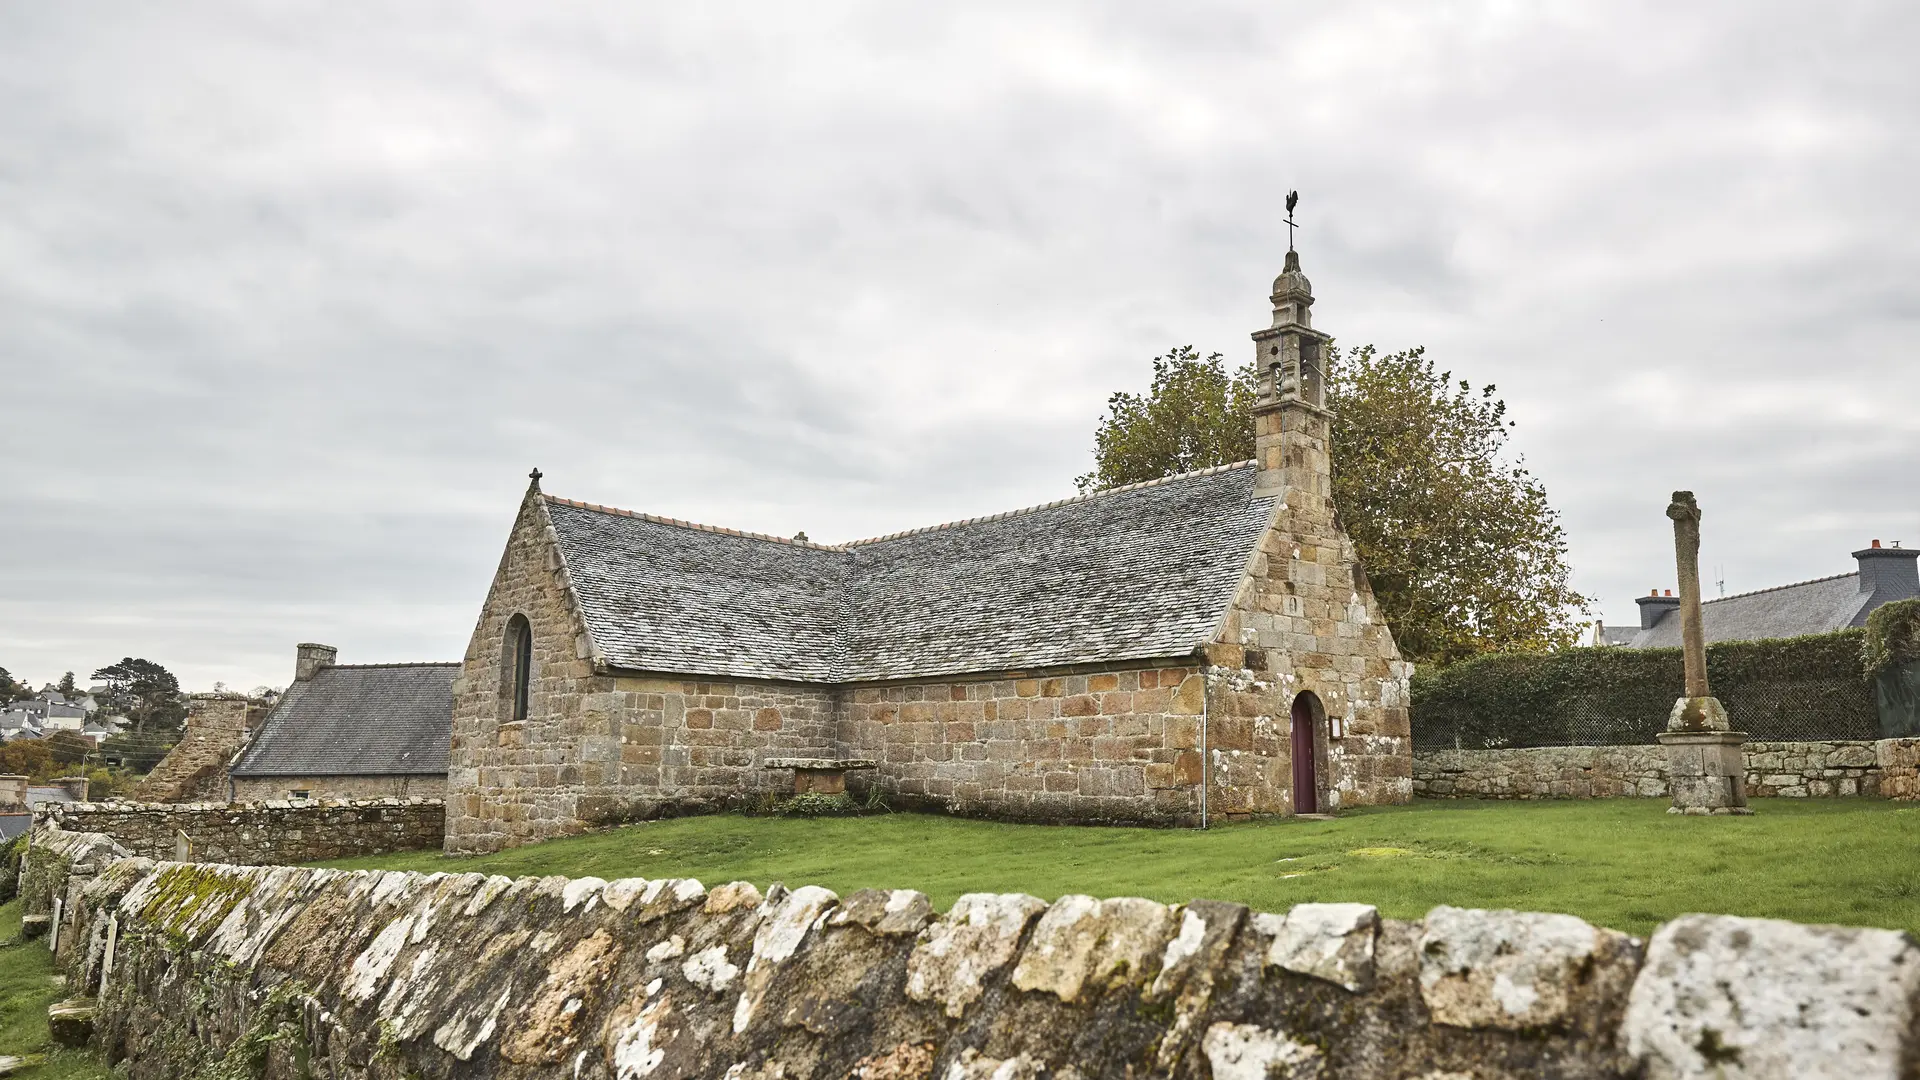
[444,249,1414,853]
[0,775,89,841]
[225,645,457,801]
[1604,540,1920,647]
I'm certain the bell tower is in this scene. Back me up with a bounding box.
[1251,245,1334,501]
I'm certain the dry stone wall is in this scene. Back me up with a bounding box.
[22,831,1920,1079]
[1414,738,1920,800]
[32,798,444,864]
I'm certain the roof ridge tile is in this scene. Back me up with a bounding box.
[542,495,850,551]
[843,460,1257,548]
[1704,570,1858,606]
[324,662,463,670]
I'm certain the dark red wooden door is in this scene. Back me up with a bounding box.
[1291,693,1318,814]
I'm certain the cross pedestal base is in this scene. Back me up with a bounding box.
[1656,718,1751,815]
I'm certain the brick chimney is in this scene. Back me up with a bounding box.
[1636,588,1681,630]
[1854,540,1920,611]
[0,774,26,809]
[294,643,338,683]
[54,776,89,802]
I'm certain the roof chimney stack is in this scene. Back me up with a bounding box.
[1636,589,1681,630]
[294,643,338,683]
[1854,541,1920,609]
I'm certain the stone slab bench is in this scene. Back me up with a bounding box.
[763,758,877,794]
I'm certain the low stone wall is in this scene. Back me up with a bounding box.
[18,832,1919,1078]
[1414,738,1920,800]
[30,798,444,865]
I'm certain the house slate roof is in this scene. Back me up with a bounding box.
[545,462,1277,684]
[1629,573,1886,648]
[230,662,459,778]
[0,814,28,841]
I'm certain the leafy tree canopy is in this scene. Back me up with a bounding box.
[0,739,56,780]
[91,657,187,734]
[56,671,77,699]
[1078,344,1590,667]
[0,665,29,704]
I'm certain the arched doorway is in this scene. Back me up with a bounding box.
[1290,691,1324,814]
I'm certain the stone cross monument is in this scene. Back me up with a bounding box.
[1654,491,1752,814]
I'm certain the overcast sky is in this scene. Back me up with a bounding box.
[3,2,1915,692]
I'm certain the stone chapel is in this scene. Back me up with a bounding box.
[445,251,1413,853]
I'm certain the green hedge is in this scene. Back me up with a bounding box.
[1412,629,1879,749]
[1864,598,1920,677]
[1867,599,1920,738]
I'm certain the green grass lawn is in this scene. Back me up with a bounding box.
[0,901,112,1079]
[317,798,1920,937]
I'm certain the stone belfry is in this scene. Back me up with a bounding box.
[1251,245,1334,501]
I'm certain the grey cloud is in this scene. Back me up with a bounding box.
[3,0,1916,688]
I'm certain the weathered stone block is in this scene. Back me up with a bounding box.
[1419,905,1641,1032]
[1626,914,1920,1078]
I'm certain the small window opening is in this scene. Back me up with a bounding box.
[290,789,311,801]
[503,614,533,723]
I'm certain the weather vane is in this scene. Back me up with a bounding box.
[1284,190,1300,251]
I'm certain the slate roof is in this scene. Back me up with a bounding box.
[545,462,1277,683]
[1630,573,1884,648]
[0,814,28,842]
[230,663,459,778]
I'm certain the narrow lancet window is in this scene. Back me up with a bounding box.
[503,614,532,722]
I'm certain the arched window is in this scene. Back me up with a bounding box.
[502,614,532,723]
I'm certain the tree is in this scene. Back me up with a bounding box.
[0,739,56,781]
[1074,347,1255,491]
[43,730,93,767]
[56,671,77,699]
[90,658,187,734]
[0,666,28,704]
[1077,345,1589,667]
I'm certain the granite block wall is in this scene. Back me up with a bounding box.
[1413,738,1920,800]
[24,833,1920,1078]
[31,799,444,864]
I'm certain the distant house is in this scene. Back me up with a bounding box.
[0,691,102,740]
[0,776,88,841]
[1606,540,1920,648]
[226,645,457,801]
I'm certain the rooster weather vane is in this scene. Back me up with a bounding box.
[1284,190,1300,251]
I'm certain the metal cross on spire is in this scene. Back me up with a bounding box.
[1284,190,1300,251]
